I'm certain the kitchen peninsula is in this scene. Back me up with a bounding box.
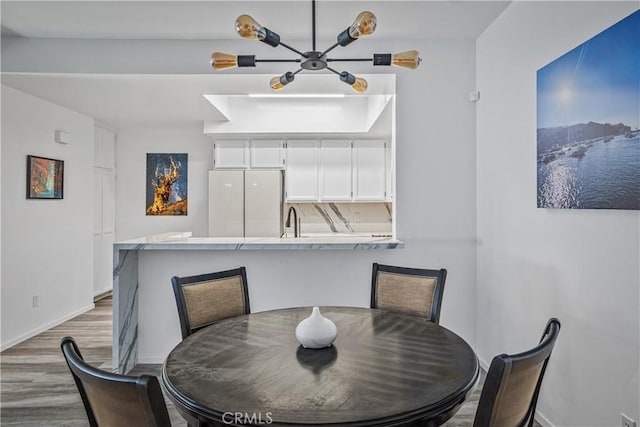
[113,232,403,373]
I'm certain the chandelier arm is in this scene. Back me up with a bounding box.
[312,0,316,51]
[326,58,372,62]
[222,1,414,90]
[319,42,340,58]
[255,59,302,63]
[278,42,309,58]
[325,66,342,76]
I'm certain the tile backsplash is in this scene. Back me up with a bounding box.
[285,202,392,235]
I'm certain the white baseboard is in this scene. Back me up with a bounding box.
[0,303,95,351]
[94,287,113,298]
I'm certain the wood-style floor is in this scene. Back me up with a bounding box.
[0,297,536,426]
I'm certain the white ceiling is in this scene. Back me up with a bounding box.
[0,73,395,130]
[2,73,227,129]
[1,1,511,129]
[1,1,510,40]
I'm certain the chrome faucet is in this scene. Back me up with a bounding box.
[285,206,299,237]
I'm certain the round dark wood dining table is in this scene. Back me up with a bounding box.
[162,307,479,427]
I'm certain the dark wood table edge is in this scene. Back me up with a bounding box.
[161,308,481,427]
[162,359,479,427]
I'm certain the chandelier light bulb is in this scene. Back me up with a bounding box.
[351,77,368,93]
[236,14,263,39]
[270,76,285,91]
[339,71,368,93]
[235,14,281,47]
[348,11,377,39]
[270,72,295,91]
[392,50,422,69]
[211,52,238,70]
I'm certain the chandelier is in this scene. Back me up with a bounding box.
[210,0,421,93]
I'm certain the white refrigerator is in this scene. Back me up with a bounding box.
[208,170,283,237]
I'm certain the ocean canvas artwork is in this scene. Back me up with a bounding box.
[536,10,639,210]
[146,153,188,215]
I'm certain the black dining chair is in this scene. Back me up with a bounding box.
[60,336,171,427]
[171,267,250,339]
[371,263,447,323]
[472,318,561,427]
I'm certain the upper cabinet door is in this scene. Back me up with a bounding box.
[94,126,116,169]
[101,170,115,234]
[250,140,285,169]
[285,140,318,201]
[94,128,103,167]
[214,140,249,169]
[102,128,116,170]
[319,140,352,201]
[353,140,386,201]
[93,168,103,235]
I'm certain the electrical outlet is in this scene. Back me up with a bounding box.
[622,413,637,427]
[355,212,361,223]
[32,295,39,308]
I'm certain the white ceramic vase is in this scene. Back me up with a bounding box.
[295,307,337,349]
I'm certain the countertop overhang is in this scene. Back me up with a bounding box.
[114,232,404,250]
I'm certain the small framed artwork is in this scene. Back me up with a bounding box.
[26,155,64,199]
[146,153,188,215]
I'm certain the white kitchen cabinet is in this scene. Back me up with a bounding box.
[102,128,115,169]
[319,140,352,201]
[353,140,387,201]
[93,168,103,235]
[101,169,115,234]
[250,140,285,168]
[213,140,249,168]
[94,126,115,169]
[92,169,115,234]
[93,125,116,297]
[285,140,318,201]
[94,132,103,167]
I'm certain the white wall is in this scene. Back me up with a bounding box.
[115,128,212,240]
[1,85,95,349]
[392,40,477,346]
[476,2,639,426]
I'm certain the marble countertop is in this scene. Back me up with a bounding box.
[114,232,404,250]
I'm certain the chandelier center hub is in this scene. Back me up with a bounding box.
[300,51,328,70]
